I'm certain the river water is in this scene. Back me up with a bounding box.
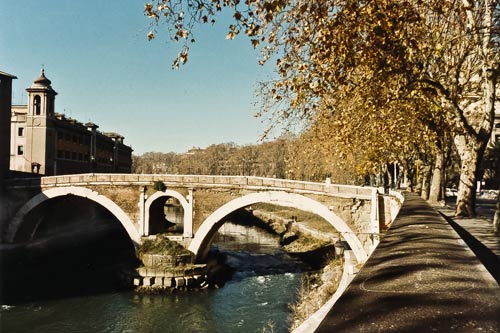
[1,221,313,333]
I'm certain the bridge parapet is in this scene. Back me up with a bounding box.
[5,174,374,199]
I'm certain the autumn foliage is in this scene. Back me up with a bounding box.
[144,0,499,216]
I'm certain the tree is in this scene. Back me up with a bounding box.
[494,192,500,234]
[145,0,499,216]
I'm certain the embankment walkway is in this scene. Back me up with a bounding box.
[316,192,500,333]
[438,201,500,284]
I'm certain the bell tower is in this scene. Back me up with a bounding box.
[24,69,58,175]
[26,69,57,117]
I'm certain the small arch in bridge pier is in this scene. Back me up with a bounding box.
[6,186,141,246]
[188,191,368,264]
[144,190,192,238]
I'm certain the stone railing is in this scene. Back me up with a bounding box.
[6,173,375,199]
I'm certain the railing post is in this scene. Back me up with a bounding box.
[370,188,380,254]
[183,188,194,238]
[139,186,147,236]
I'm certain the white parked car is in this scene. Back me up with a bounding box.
[445,188,458,197]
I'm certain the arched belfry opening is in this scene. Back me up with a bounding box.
[148,196,185,235]
[33,95,41,115]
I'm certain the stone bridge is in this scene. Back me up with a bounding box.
[1,174,397,263]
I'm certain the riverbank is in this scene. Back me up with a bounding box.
[226,206,344,331]
[228,207,337,262]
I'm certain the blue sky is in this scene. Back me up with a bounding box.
[0,0,275,154]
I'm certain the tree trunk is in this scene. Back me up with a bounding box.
[493,193,500,234]
[420,165,431,200]
[454,134,487,217]
[428,150,445,205]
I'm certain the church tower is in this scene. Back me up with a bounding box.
[25,69,58,175]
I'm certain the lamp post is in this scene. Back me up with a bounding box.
[334,240,345,259]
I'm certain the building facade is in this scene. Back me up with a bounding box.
[492,111,500,145]
[0,71,17,180]
[10,70,132,176]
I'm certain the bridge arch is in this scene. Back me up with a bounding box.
[188,191,368,263]
[144,190,192,237]
[6,186,141,245]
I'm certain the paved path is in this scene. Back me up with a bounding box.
[438,199,500,284]
[316,192,500,333]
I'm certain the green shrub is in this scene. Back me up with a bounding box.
[153,181,166,192]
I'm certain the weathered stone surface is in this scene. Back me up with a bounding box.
[164,277,174,287]
[192,265,206,275]
[247,178,264,186]
[137,267,147,276]
[175,277,185,287]
[142,277,153,286]
[185,276,196,287]
[153,277,163,287]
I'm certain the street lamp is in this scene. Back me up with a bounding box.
[334,240,345,259]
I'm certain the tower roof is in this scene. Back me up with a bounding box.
[31,69,54,89]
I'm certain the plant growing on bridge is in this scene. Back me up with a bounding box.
[137,234,192,256]
[153,181,167,192]
[144,0,499,217]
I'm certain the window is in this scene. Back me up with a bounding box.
[57,150,63,158]
[72,152,77,160]
[17,145,24,155]
[34,95,41,115]
[65,151,70,159]
[18,127,24,136]
[495,123,500,129]
[57,131,63,140]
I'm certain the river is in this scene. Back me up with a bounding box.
[1,221,315,333]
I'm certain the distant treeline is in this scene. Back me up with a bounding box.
[132,139,359,184]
